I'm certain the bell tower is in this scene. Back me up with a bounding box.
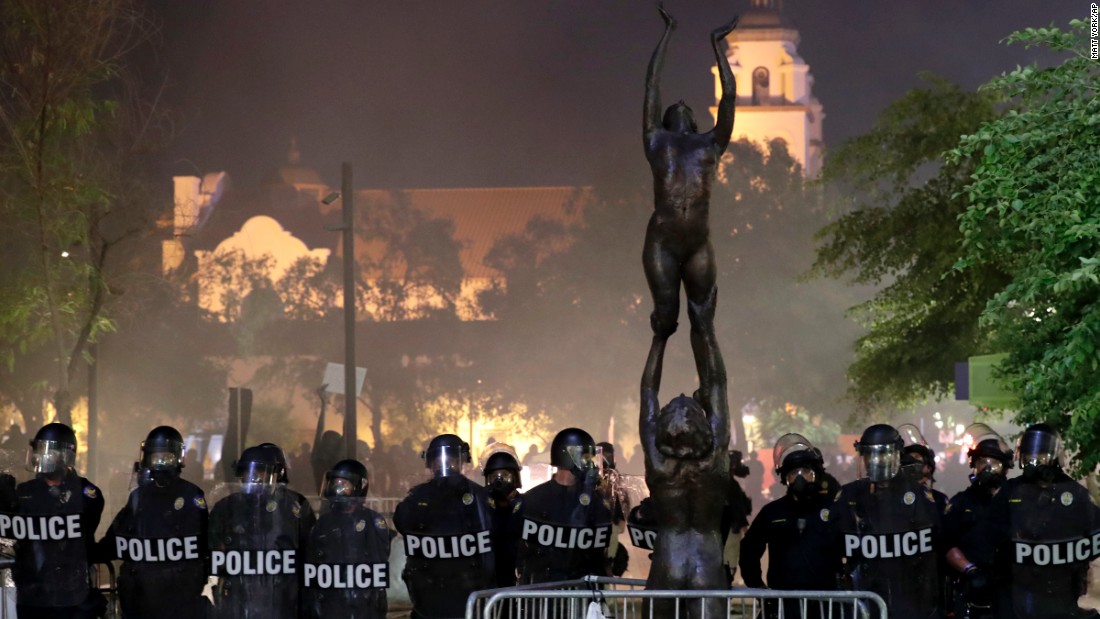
[711,0,824,177]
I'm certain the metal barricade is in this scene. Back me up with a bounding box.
[468,576,888,619]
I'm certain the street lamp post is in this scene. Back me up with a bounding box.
[341,162,357,460]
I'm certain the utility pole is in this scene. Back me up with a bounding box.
[341,162,357,460]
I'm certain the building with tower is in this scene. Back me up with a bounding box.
[711,0,824,177]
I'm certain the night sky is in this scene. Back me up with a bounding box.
[153,0,1082,191]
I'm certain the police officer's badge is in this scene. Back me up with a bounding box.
[83,486,97,499]
[903,491,916,505]
[174,497,185,510]
[356,520,366,532]
[579,493,591,506]
[266,500,278,513]
[194,496,206,509]
[1060,491,1074,506]
[462,492,474,506]
[820,508,829,522]
[291,502,302,518]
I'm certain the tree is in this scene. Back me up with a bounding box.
[0,0,165,427]
[949,22,1100,474]
[809,74,1006,417]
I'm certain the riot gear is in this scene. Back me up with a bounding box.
[897,423,936,484]
[1016,424,1064,484]
[422,433,470,479]
[855,424,903,483]
[235,444,282,492]
[320,459,369,500]
[12,423,105,616]
[964,424,1012,489]
[257,442,291,484]
[141,425,186,486]
[549,427,596,477]
[101,427,210,619]
[26,422,77,476]
[596,441,616,470]
[482,443,522,501]
[303,461,390,619]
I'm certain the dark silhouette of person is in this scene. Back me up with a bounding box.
[522,444,540,467]
[642,2,737,368]
[641,288,730,618]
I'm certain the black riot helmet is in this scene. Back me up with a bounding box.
[422,434,470,479]
[482,443,522,498]
[1016,423,1064,470]
[897,423,936,485]
[235,444,282,492]
[27,422,78,476]
[550,428,596,475]
[141,426,186,472]
[964,423,1013,468]
[773,433,822,484]
[321,459,369,500]
[854,423,903,483]
[596,442,616,470]
[257,443,290,484]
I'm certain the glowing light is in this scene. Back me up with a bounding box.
[60,251,70,258]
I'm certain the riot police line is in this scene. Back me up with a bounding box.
[1,421,1099,619]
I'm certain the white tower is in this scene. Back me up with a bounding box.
[711,0,824,177]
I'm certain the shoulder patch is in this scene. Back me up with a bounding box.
[374,516,387,530]
[194,496,207,510]
[944,502,953,514]
[513,500,523,513]
[83,486,98,499]
[924,489,935,503]
[291,502,302,518]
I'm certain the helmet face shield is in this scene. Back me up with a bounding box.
[858,444,900,482]
[487,469,517,487]
[785,466,817,485]
[563,444,595,472]
[321,473,365,500]
[238,461,279,492]
[428,445,466,479]
[1017,427,1064,470]
[973,456,1005,476]
[26,440,76,475]
[143,450,182,471]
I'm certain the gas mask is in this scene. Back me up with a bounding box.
[487,469,517,500]
[785,466,817,498]
[1022,463,1059,485]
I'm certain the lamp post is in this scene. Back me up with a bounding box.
[324,162,358,460]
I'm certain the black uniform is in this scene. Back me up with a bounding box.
[626,497,658,553]
[10,472,105,618]
[830,477,943,619]
[301,503,392,619]
[741,490,839,590]
[488,494,520,587]
[944,483,1002,618]
[393,477,495,619]
[208,486,316,619]
[514,473,613,584]
[100,476,209,619]
[988,473,1100,619]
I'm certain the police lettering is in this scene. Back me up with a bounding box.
[843,528,933,559]
[521,519,611,550]
[210,550,296,576]
[115,536,200,562]
[302,563,389,589]
[1014,532,1100,565]
[403,530,492,558]
[0,513,81,540]
[627,525,656,550]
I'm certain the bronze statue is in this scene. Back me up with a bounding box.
[642,4,737,352]
[640,5,737,615]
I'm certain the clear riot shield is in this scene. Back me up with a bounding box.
[836,478,942,619]
[300,496,393,619]
[206,481,313,619]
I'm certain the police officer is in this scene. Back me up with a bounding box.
[302,459,391,619]
[943,423,1013,619]
[100,426,209,619]
[741,434,839,617]
[208,444,314,619]
[987,423,1100,619]
[482,443,523,587]
[514,427,613,583]
[626,497,658,556]
[830,423,943,619]
[10,422,105,619]
[722,449,753,585]
[393,434,495,619]
[257,442,316,528]
[898,423,949,514]
[595,441,630,577]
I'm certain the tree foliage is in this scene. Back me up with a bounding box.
[949,22,1100,474]
[810,74,1007,416]
[0,0,166,427]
